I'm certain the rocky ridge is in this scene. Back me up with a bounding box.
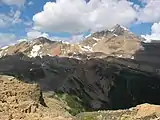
[0,25,144,60]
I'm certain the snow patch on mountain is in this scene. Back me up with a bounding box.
[93,43,97,47]
[0,51,3,58]
[79,45,93,52]
[62,41,70,44]
[85,34,92,38]
[29,44,43,58]
[17,39,28,43]
[120,25,128,31]
[92,37,100,41]
[114,34,118,36]
[109,25,128,32]
[1,46,9,50]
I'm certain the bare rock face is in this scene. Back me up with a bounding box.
[0,75,73,120]
[0,25,144,60]
[80,24,143,59]
[0,37,84,58]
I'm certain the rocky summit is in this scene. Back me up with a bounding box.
[1,25,160,120]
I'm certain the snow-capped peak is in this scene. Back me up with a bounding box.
[85,33,92,38]
[0,46,9,50]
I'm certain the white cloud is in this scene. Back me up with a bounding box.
[0,10,21,28]
[0,0,25,7]
[70,34,84,43]
[142,22,160,42]
[33,0,137,34]
[138,0,160,23]
[27,30,49,39]
[152,22,160,34]
[0,33,16,47]
[48,34,84,43]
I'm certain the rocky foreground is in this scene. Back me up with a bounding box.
[76,103,160,120]
[0,75,160,120]
[0,75,73,120]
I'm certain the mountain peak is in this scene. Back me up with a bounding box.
[0,25,142,59]
[32,37,55,44]
[110,24,128,35]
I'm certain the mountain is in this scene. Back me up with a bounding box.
[0,25,144,59]
[80,24,144,58]
[1,24,159,64]
[1,25,160,119]
[0,37,81,58]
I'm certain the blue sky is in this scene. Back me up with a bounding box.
[0,0,160,46]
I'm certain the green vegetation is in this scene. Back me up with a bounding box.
[83,115,97,120]
[53,92,87,116]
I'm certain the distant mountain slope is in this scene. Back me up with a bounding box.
[80,25,143,58]
[1,24,160,66]
[0,25,144,60]
[0,37,83,58]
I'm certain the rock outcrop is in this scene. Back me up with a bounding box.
[0,75,73,120]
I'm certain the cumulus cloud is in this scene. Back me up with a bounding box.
[33,0,137,34]
[27,30,49,39]
[0,0,25,7]
[142,22,160,42]
[138,0,160,23]
[0,33,16,47]
[48,34,85,43]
